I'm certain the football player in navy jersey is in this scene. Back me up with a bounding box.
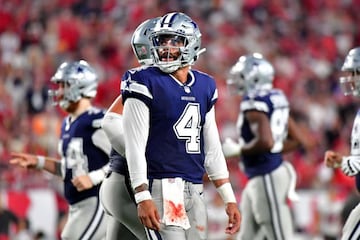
[119,12,241,240]
[100,17,160,240]
[10,60,110,240]
[324,47,360,240]
[222,53,311,240]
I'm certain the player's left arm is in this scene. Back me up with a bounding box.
[203,106,241,234]
[71,123,111,191]
[282,115,315,153]
[324,151,360,177]
[101,95,126,156]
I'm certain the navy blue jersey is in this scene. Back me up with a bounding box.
[109,148,127,175]
[121,66,217,184]
[59,107,109,204]
[239,89,289,178]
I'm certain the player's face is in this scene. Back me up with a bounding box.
[156,34,184,62]
[51,82,66,103]
[53,82,78,113]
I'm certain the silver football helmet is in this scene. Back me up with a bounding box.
[149,12,202,73]
[131,17,160,65]
[227,53,274,95]
[48,60,98,109]
[339,47,360,97]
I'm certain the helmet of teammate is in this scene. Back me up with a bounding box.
[149,12,202,73]
[48,60,98,109]
[226,53,274,95]
[131,17,160,65]
[339,47,360,97]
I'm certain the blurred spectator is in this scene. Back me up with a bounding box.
[25,75,48,116]
[13,218,33,240]
[0,197,19,240]
[312,166,346,240]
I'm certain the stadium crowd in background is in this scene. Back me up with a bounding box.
[0,0,359,239]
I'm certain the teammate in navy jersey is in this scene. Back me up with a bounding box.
[99,17,160,240]
[222,53,311,240]
[10,60,110,240]
[120,12,241,240]
[324,47,360,240]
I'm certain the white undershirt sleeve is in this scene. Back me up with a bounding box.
[92,128,112,156]
[90,128,112,185]
[101,112,125,156]
[203,106,229,180]
[123,98,150,189]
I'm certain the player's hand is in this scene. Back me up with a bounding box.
[224,202,241,235]
[137,199,161,231]
[324,150,342,168]
[222,138,244,158]
[71,175,94,191]
[9,152,38,169]
[342,156,360,176]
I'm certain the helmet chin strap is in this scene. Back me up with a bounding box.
[155,47,205,74]
[59,100,70,110]
[197,48,206,57]
[159,64,180,73]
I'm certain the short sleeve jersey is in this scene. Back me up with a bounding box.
[239,89,289,178]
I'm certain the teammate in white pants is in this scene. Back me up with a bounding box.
[100,17,160,240]
[324,46,360,240]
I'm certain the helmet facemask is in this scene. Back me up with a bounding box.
[227,67,246,95]
[48,81,86,109]
[339,70,360,97]
[340,47,360,97]
[150,12,202,73]
[151,33,187,73]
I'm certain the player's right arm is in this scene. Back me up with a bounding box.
[123,97,161,231]
[324,150,343,168]
[241,110,274,155]
[10,152,62,176]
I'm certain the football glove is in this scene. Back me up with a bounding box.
[222,138,244,158]
[341,155,360,176]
